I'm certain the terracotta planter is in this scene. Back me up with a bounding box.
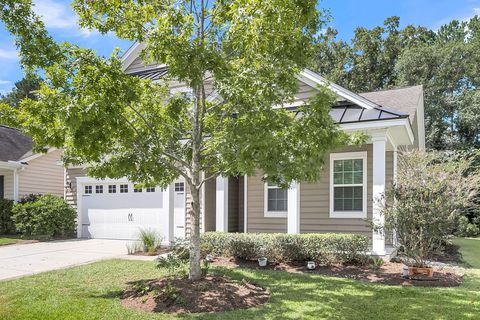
[408,266,434,278]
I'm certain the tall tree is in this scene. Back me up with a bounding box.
[314,16,480,150]
[0,76,41,108]
[0,0,350,280]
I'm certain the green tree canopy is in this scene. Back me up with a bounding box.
[0,0,351,280]
[0,76,41,108]
[314,15,480,150]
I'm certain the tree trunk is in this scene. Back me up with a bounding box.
[188,182,202,281]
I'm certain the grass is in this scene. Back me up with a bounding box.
[0,236,19,246]
[0,240,479,320]
[453,237,480,268]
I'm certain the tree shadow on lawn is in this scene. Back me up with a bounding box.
[195,267,480,320]
[88,268,479,320]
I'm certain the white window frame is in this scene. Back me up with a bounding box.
[329,151,368,219]
[264,182,288,218]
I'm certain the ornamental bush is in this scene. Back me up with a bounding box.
[200,232,368,265]
[0,198,15,234]
[11,194,76,238]
[379,151,480,267]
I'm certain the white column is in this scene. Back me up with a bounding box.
[12,168,18,202]
[287,181,300,234]
[244,175,248,233]
[162,183,175,244]
[372,135,386,255]
[75,178,83,238]
[215,176,228,232]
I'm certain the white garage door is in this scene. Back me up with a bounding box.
[79,180,185,241]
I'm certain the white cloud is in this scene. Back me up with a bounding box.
[32,0,98,38]
[432,7,480,31]
[0,80,11,85]
[0,48,18,60]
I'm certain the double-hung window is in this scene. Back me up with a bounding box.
[330,152,367,218]
[264,182,288,217]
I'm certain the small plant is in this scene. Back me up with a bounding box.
[131,280,152,296]
[156,253,188,276]
[368,257,385,270]
[201,259,210,276]
[126,242,142,255]
[138,228,161,254]
[163,281,186,306]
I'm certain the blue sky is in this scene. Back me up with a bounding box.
[0,0,479,95]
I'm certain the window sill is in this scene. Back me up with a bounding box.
[329,211,366,219]
[264,211,287,218]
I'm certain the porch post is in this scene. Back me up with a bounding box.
[13,168,18,202]
[372,134,386,255]
[215,176,228,232]
[162,183,174,244]
[287,181,300,234]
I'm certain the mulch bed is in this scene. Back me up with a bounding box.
[121,276,270,314]
[211,257,464,287]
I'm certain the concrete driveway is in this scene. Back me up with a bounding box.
[0,239,136,281]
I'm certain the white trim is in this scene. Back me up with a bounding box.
[76,178,83,238]
[341,118,414,145]
[298,70,379,110]
[121,42,142,71]
[19,148,58,163]
[264,182,288,218]
[287,181,300,234]
[201,172,206,233]
[372,136,387,255]
[244,175,248,232]
[162,183,175,244]
[0,161,24,169]
[215,176,229,231]
[329,151,368,219]
[76,176,130,184]
[12,168,19,202]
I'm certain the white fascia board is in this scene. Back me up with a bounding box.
[121,42,143,71]
[20,147,58,163]
[0,161,23,169]
[297,69,379,110]
[340,118,415,145]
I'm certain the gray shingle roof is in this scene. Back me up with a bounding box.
[0,125,33,162]
[359,85,423,122]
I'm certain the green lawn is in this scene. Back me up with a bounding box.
[453,237,480,268]
[0,237,18,246]
[0,241,479,320]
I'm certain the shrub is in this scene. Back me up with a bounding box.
[0,198,15,234]
[379,151,480,267]
[200,232,368,265]
[11,194,76,238]
[138,228,162,254]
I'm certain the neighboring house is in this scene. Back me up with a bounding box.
[0,125,65,201]
[67,43,425,258]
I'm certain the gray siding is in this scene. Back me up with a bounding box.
[228,177,239,232]
[203,178,216,232]
[246,144,395,241]
[124,56,159,74]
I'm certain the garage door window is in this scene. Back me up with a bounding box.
[120,184,128,193]
[146,187,155,193]
[95,185,103,194]
[134,185,142,193]
[84,185,92,194]
[108,185,116,193]
[175,182,184,192]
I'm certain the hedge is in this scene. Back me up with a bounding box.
[0,198,15,234]
[201,232,368,265]
[11,194,76,238]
